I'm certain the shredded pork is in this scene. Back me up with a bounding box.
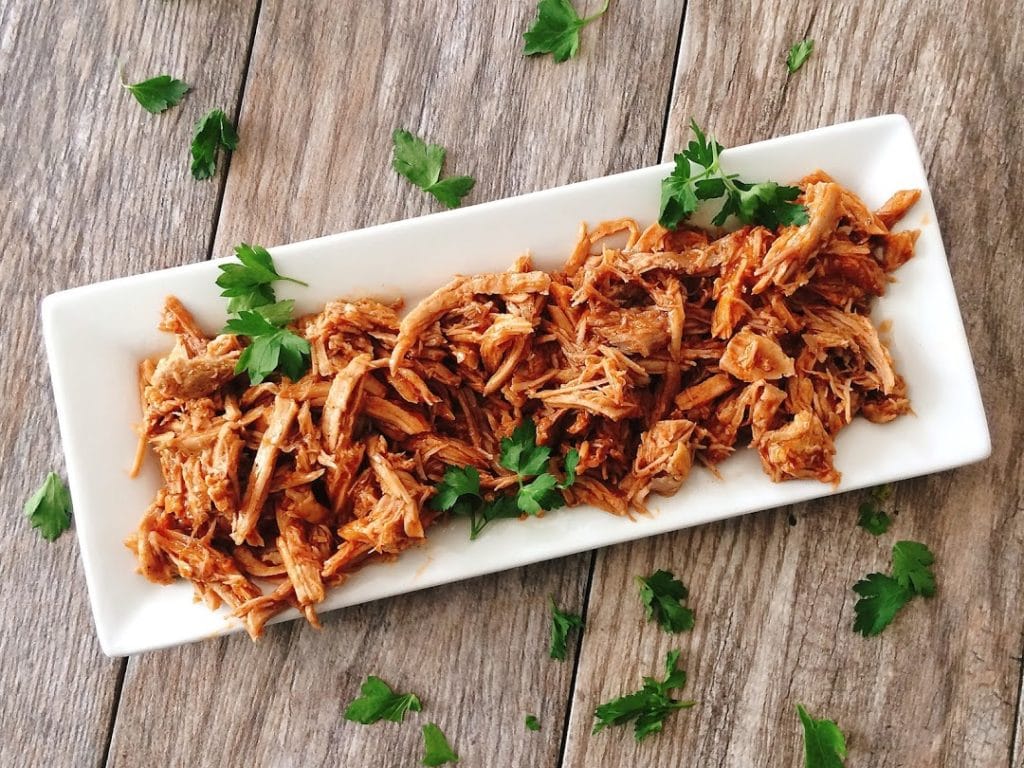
[128,173,920,638]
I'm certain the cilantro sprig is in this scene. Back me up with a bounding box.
[525,714,541,731]
[523,0,610,63]
[344,675,422,724]
[549,597,584,661]
[796,704,847,768]
[431,419,579,539]
[853,540,936,636]
[392,129,475,209]
[659,120,809,230]
[856,484,893,536]
[637,570,694,634]
[592,649,695,741]
[787,38,815,73]
[120,72,190,114]
[421,723,459,766]
[191,108,238,180]
[218,244,311,384]
[25,472,72,541]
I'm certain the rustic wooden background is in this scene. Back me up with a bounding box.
[1,0,1021,765]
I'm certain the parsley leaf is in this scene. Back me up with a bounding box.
[787,38,815,73]
[525,714,541,731]
[191,109,239,180]
[593,650,695,741]
[523,0,609,62]
[852,573,911,636]
[421,723,459,766]
[891,540,937,597]
[25,472,72,541]
[434,420,578,539]
[392,129,475,209]
[853,538,937,636]
[121,73,190,114]
[637,570,694,634]
[796,704,847,768]
[216,243,307,313]
[224,305,310,385]
[549,596,584,661]
[659,120,809,230]
[344,675,422,724]
[856,484,893,536]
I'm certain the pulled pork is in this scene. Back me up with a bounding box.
[128,172,920,638]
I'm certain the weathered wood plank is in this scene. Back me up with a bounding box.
[562,0,1024,765]
[0,0,258,765]
[107,1,685,766]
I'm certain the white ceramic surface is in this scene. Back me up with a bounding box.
[42,115,990,656]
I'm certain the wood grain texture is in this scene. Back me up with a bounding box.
[0,0,257,765]
[107,1,685,767]
[562,0,1024,766]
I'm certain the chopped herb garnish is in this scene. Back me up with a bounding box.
[891,540,937,597]
[856,484,893,536]
[549,596,584,661]
[190,108,238,180]
[223,303,310,385]
[120,72,190,114]
[421,723,459,766]
[659,120,809,230]
[852,540,936,636]
[392,129,475,209]
[216,243,307,313]
[523,0,609,63]
[525,714,541,731]
[796,704,847,767]
[432,419,578,539]
[592,649,695,741]
[637,569,694,634]
[25,472,72,541]
[344,675,422,724]
[786,38,815,73]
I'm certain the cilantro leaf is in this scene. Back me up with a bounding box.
[549,596,584,661]
[421,723,459,766]
[659,119,809,230]
[523,0,609,63]
[786,38,815,73]
[525,714,541,731]
[637,570,694,634]
[891,540,936,597]
[121,74,189,114]
[344,675,422,724]
[796,704,847,768]
[852,573,911,636]
[25,472,72,541]
[190,109,239,180]
[593,650,695,741]
[392,129,475,209]
[225,307,310,385]
[216,243,307,313]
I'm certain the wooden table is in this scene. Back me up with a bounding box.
[2,1,1021,765]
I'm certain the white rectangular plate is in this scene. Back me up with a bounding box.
[43,115,990,656]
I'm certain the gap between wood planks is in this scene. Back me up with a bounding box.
[553,2,689,764]
[98,3,266,767]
